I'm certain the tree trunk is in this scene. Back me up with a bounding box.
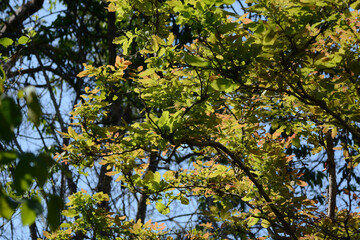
[29,223,37,240]
[136,152,159,223]
[325,132,336,219]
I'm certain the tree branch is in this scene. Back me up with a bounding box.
[325,132,336,219]
[0,0,44,38]
[185,139,298,239]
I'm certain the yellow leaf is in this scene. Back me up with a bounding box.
[115,175,124,182]
[242,18,252,24]
[43,231,51,238]
[296,179,308,187]
[77,70,88,78]
[331,128,338,139]
[105,171,118,176]
[68,127,76,138]
[108,2,116,12]
[98,160,107,165]
[167,32,175,45]
[115,56,121,67]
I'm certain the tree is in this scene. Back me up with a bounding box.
[2,0,360,239]
[1,0,194,238]
[0,0,136,238]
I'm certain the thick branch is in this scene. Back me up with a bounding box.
[290,84,360,145]
[108,10,116,65]
[0,0,44,38]
[7,65,65,79]
[325,132,336,219]
[29,223,37,240]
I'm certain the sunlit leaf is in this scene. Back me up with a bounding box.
[210,78,237,92]
[247,217,259,227]
[156,201,170,215]
[17,36,30,45]
[0,38,13,48]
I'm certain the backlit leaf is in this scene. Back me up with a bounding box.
[21,198,42,225]
[17,36,30,45]
[184,53,211,67]
[0,38,13,48]
[156,201,170,215]
[247,217,259,227]
[210,78,236,92]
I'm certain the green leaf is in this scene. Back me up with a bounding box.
[158,111,170,127]
[154,171,161,183]
[48,195,63,231]
[214,0,235,6]
[292,137,301,148]
[13,153,36,194]
[180,196,189,205]
[156,201,170,215]
[24,86,43,126]
[17,36,30,45]
[261,219,271,228]
[21,198,42,225]
[222,0,235,4]
[60,223,72,228]
[68,126,77,139]
[350,0,360,9]
[220,208,231,219]
[138,68,155,77]
[62,208,78,218]
[143,171,154,182]
[152,35,159,52]
[0,151,17,166]
[0,97,22,126]
[0,65,5,94]
[33,154,50,187]
[210,78,237,92]
[0,38,13,48]
[242,192,254,202]
[263,30,277,46]
[218,22,237,34]
[247,216,259,227]
[184,53,211,67]
[163,171,175,181]
[0,97,22,143]
[0,190,16,219]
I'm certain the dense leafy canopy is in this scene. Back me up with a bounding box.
[1,0,360,239]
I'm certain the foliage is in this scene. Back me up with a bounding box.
[47,0,360,239]
[44,190,169,239]
[0,37,61,231]
[2,0,360,239]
